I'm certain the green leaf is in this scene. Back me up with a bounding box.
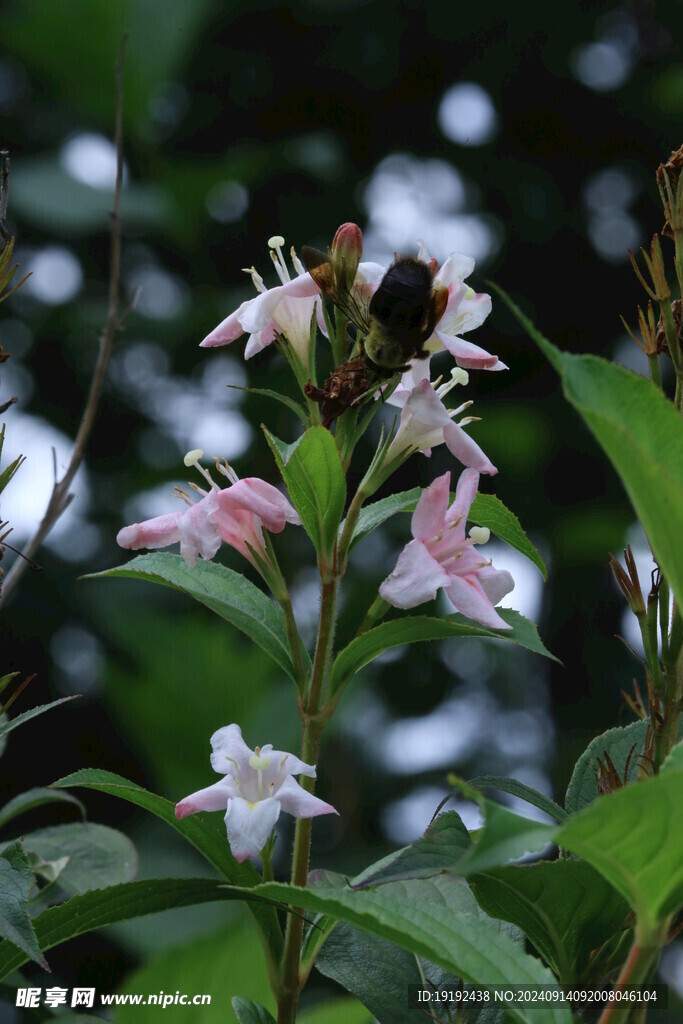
[0,841,47,970]
[453,794,556,877]
[232,999,277,1024]
[317,872,510,1024]
[495,286,683,606]
[471,860,629,985]
[346,488,547,579]
[0,454,24,495]
[0,697,77,742]
[351,811,471,889]
[298,998,374,1024]
[330,610,558,696]
[85,553,303,682]
[5,823,137,895]
[229,385,309,427]
[557,768,683,932]
[0,877,258,981]
[264,426,346,561]
[0,788,86,829]
[52,769,282,962]
[345,488,422,550]
[468,777,568,824]
[114,920,276,1022]
[470,493,547,580]
[565,721,648,814]
[662,740,683,773]
[255,875,571,1024]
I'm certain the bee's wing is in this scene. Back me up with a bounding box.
[301,245,371,335]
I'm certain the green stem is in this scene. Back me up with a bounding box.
[337,486,368,574]
[278,578,338,1024]
[647,354,662,390]
[660,298,682,376]
[596,925,666,1024]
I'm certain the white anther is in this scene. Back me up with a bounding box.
[184,448,204,468]
[469,526,490,545]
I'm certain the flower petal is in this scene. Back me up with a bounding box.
[444,574,512,630]
[380,539,451,609]
[117,511,182,552]
[477,565,515,606]
[411,472,451,542]
[239,275,320,335]
[436,252,475,285]
[225,796,281,862]
[221,478,301,531]
[434,329,501,370]
[276,775,338,819]
[199,299,252,348]
[445,466,480,529]
[443,421,498,476]
[438,291,492,337]
[176,493,222,566]
[210,723,254,776]
[175,777,237,819]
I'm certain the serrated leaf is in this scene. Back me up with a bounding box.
[52,768,282,962]
[3,823,137,895]
[232,998,277,1024]
[470,860,629,985]
[495,286,683,606]
[662,740,683,773]
[0,697,77,742]
[453,794,557,877]
[0,841,47,969]
[468,777,568,824]
[85,553,304,682]
[351,811,471,889]
[0,787,86,829]
[565,721,648,814]
[0,877,262,981]
[264,426,346,561]
[330,610,558,697]
[317,871,510,1024]
[557,768,683,932]
[346,488,547,579]
[254,875,571,1024]
[470,493,547,579]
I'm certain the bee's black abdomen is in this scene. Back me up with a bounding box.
[369,258,433,332]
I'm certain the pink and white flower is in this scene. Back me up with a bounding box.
[417,244,506,371]
[379,468,514,630]
[175,724,337,863]
[200,236,321,363]
[382,368,497,475]
[117,453,300,569]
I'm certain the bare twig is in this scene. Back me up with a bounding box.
[0,35,129,605]
[0,151,10,243]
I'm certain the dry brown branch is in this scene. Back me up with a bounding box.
[0,35,129,605]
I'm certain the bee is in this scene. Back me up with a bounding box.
[302,247,448,375]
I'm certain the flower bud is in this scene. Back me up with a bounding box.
[331,222,363,295]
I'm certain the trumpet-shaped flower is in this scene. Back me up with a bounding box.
[117,454,300,569]
[380,469,514,630]
[175,724,337,863]
[200,236,321,364]
[416,244,506,372]
[383,368,497,476]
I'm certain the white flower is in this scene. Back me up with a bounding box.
[382,365,497,475]
[200,236,321,364]
[175,725,337,863]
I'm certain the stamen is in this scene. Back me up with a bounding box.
[214,456,239,485]
[268,235,291,283]
[243,266,266,294]
[436,367,469,398]
[290,246,305,276]
[469,526,490,546]
[173,486,194,507]
[183,450,219,491]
